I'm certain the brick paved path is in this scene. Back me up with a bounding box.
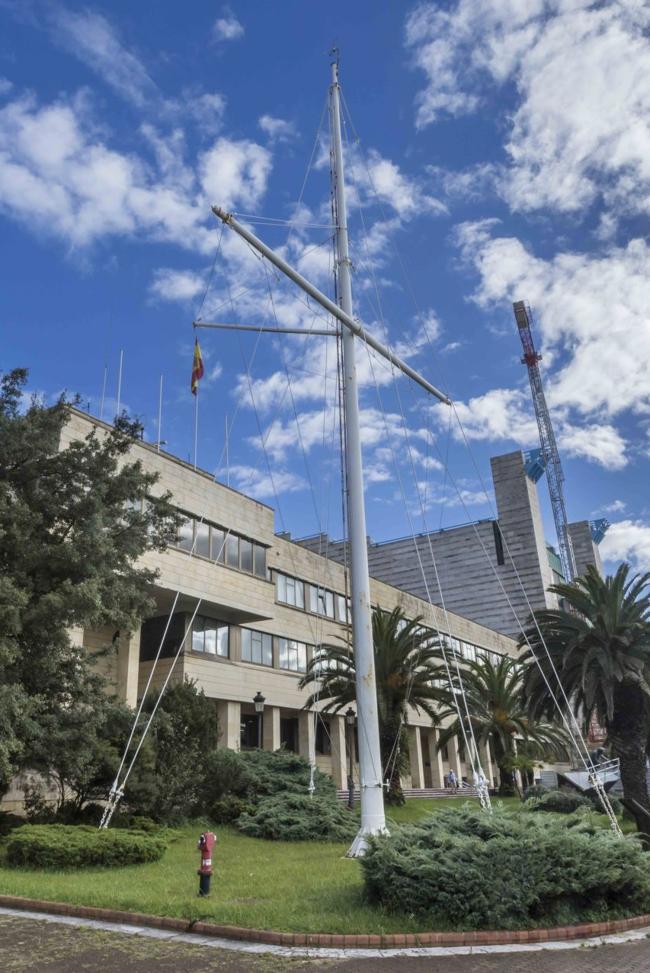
[1,914,649,972]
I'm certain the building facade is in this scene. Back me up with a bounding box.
[297,450,606,639]
[59,410,520,796]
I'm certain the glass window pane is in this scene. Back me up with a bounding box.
[277,573,287,602]
[178,517,194,551]
[279,638,288,669]
[241,629,251,662]
[263,634,273,667]
[211,527,225,562]
[254,544,266,578]
[226,534,239,568]
[195,521,210,558]
[336,595,346,622]
[240,539,253,573]
[286,576,296,603]
[297,643,306,672]
[216,626,229,658]
[192,616,204,652]
[295,579,304,609]
[309,585,318,613]
[204,623,217,655]
[325,591,334,618]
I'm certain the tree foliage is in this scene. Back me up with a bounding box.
[300,607,447,804]
[0,368,180,795]
[521,565,650,835]
[436,653,570,796]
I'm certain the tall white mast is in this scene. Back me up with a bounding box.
[329,55,386,853]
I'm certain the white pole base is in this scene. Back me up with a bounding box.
[346,824,390,858]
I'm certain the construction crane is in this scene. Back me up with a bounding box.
[513,301,577,582]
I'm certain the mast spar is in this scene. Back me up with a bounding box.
[212,57,451,854]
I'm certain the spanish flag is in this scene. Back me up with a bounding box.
[191,338,204,395]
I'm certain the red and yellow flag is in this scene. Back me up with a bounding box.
[191,338,204,395]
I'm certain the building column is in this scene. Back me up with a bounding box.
[408,725,425,789]
[329,714,348,789]
[449,735,464,783]
[425,729,445,788]
[216,700,241,751]
[480,742,494,789]
[298,711,315,763]
[117,629,140,708]
[263,705,281,751]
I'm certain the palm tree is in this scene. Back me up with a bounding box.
[299,606,447,804]
[437,653,570,796]
[521,565,650,834]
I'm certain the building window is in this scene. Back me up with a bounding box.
[336,594,350,624]
[240,538,253,573]
[211,527,225,562]
[177,517,194,551]
[276,573,304,609]
[195,521,210,558]
[192,616,229,657]
[280,717,298,752]
[253,543,266,578]
[309,585,335,618]
[241,628,273,667]
[278,637,307,672]
[240,715,258,750]
[225,533,239,568]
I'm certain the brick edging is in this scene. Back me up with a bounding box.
[1,894,649,948]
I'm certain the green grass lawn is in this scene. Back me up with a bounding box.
[0,797,630,935]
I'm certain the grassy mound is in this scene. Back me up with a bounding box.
[6,824,168,869]
[361,806,650,929]
[237,792,357,842]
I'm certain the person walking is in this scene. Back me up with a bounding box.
[448,769,458,794]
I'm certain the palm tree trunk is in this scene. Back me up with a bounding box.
[493,740,515,796]
[610,683,650,842]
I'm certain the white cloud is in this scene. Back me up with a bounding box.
[600,519,650,573]
[199,137,272,209]
[225,464,305,499]
[213,11,244,42]
[51,8,157,107]
[258,115,297,143]
[0,78,13,97]
[455,223,650,445]
[406,1,650,217]
[558,422,628,471]
[150,268,205,302]
[601,499,626,514]
[446,388,538,444]
[0,90,272,252]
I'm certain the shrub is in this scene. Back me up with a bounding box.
[237,793,357,842]
[5,824,168,869]
[529,789,592,814]
[209,796,255,824]
[361,806,650,930]
[523,783,547,801]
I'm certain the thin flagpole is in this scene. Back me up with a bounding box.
[194,389,199,470]
[99,362,108,421]
[225,413,229,486]
[157,375,163,451]
[116,349,124,418]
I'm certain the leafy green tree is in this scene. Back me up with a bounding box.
[521,565,650,835]
[0,368,180,796]
[299,607,446,805]
[437,654,570,796]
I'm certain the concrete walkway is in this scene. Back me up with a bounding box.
[1,910,650,972]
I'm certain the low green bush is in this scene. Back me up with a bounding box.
[523,783,547,801]
[361,806,650,929]
[5,824,168,869]
[209,796,255,824]
[237,793,357,842]
[528,789,592,814]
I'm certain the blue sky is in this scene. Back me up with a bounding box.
[2,0,650,573]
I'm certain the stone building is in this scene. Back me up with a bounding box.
[297,450,606,639]
[53,409,520,796]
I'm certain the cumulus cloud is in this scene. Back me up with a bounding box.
[453,221,650,464]
[600,519,650,573]
[407,1,650,218]
[0,90,272,251]
[225,464,305,499]
[213,10,244,43]
[258,115,297,143]
[150,268,205,302]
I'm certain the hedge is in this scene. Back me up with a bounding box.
[237,792,357,842]
[361,806,650,930]
[5,824,168,869]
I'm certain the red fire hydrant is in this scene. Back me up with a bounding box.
[197,831,216,897]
